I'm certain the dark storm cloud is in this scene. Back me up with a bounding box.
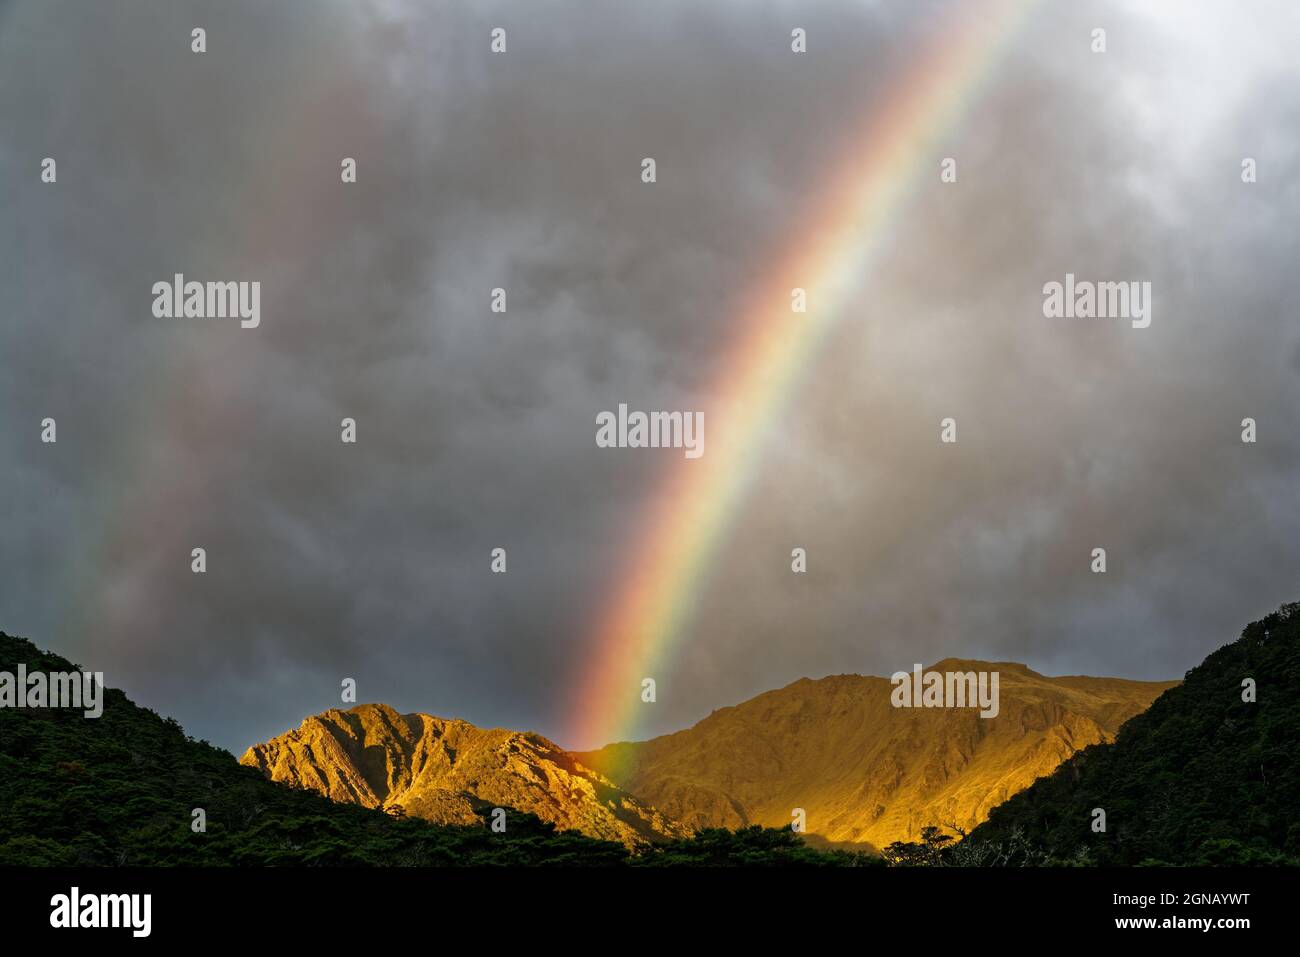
[2,0,1297,752]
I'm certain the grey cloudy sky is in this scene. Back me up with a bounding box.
[2,0,1298,753]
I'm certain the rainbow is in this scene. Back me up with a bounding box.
[567,0,1040,751]
[57,13,354,659]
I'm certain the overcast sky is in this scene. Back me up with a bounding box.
[3,0,1298,753]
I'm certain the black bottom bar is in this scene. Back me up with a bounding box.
[0,866,1284,942]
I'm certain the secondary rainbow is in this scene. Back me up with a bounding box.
[567,0,1039,751]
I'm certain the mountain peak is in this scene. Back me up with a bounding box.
[579,666,1178,849]
[241,704,687,847]
[924,658,1040,676]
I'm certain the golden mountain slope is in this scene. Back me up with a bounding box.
[239,703,687,847]
[577,660,1178,851]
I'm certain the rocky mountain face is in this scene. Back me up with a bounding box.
[243,663,1175,852]
[239,703,687,848]
[576,660,1178,851]
[0,632,633,867]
